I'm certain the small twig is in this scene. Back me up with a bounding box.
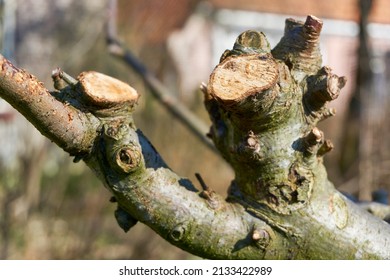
[195,172,209,191]
[51,68,78,90]
[195,172,220,210]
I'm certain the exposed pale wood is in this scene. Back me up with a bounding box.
[78,71,139,107]
[208,54,278,107]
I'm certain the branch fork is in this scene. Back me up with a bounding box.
[1,14,390,259]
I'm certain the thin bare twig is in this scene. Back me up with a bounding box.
[105,0,216,153]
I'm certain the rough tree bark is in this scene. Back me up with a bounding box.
[1,15,390,259]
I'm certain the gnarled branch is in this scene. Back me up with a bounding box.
[1,15,390,259]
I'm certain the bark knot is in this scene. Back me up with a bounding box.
[252,227,271,249]
[115,145,141,173]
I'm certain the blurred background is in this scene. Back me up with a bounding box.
[0,0,389,259]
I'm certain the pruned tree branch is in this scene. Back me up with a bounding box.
[1,15,390,259]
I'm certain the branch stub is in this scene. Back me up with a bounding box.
[208,54,278,108]
[78,71,139,108]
